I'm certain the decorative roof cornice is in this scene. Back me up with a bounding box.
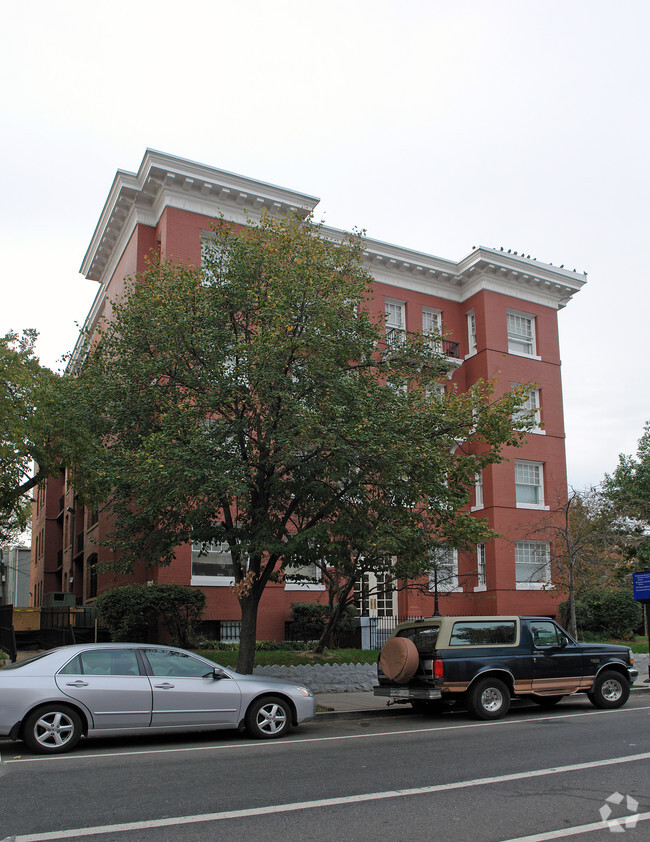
[80,151,586,314]
[80,149,320,283]
[346,236,585,310]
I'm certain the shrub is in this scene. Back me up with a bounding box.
[562,588,643,640]
[95,584,206,647]
[289,602,357,645]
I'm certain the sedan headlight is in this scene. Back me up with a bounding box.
[295,686,313,697]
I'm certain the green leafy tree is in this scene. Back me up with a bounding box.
[72,212,529,673]
[0,330,73,544]
[524,488,621,638]
[604,421,650,572]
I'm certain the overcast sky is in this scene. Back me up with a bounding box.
[1,0,648,491]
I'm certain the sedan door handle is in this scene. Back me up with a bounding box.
[154,682,175,689]
[66,680,89,687]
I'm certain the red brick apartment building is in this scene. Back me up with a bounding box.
[30,150,585,640]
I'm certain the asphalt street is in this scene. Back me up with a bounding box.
[1,693,649,841]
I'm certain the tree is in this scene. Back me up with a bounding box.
[526,488,621,638]
[72,212,529,673]
[603,421,650,572]
[0,330,72,544]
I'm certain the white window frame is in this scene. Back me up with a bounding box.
[428,545,462,593]
[475,543,486,591]
[512,385,543,433]
[422,307,442,353]
[284,562,325,591]
[471,471,484,511]
[466,311,477,357]
[515,541,551,589]
[515,460,548,510]
[191,539,235,587]
[385,298,406,346]
[507,310,539,358]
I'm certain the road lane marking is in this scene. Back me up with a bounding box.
[7,752,650,840]
[501,811,650,841]
[3,703,650,764]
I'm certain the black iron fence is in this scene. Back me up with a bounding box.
[40,606,101,648]
[285,615,427,650]
[364,615,427,650]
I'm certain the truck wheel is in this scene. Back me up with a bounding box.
[467,677,510,720]
[587,671,630,709]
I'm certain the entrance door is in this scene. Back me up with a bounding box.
[355,572,397,618]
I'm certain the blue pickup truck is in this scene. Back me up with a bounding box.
[374,615,638,719]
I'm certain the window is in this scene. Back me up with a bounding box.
[385,299,405,346]
[530,620,566,647]
[507,311,536,356]
[466,311,477,356]
[428,545,460,592]
[396,624,440,654]
[191,539,234,585]
[473,472,484,510]
[515,541,550,587]
[143,649,215,678]
[512,385,542,432]
[422,307,442,352]
[284,562,324,591]
[59,649,140,676]
[515,460,546,509]
[449,620,516,646]
[476,543,486,590]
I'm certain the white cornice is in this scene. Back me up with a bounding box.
[352,237,585,310]
[78,154,586,359]
[80,149,320,283]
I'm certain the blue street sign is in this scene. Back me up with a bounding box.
[632,571,650,602]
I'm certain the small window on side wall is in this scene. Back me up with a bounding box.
[507,311,536,356]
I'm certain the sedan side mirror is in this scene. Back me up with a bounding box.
[211,667,227,680]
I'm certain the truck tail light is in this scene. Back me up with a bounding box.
[433,659,444,679]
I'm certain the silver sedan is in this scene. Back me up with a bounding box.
[0,643,315,754]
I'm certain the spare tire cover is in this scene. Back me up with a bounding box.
[379,636,419,684]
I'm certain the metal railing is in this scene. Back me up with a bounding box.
[385,328,460,360]
[363,615,428,650]
[219,620,241,643]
